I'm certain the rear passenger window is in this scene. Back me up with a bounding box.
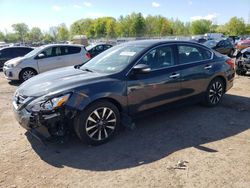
[178,45,211,64]
[68,47,81,54]
[60,46,81,55]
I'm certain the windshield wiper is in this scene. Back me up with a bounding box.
[81,68,94,72]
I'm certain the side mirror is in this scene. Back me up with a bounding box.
[132,64,151,74]
[37,53,45,59]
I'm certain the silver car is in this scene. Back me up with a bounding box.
[3,44,90,81]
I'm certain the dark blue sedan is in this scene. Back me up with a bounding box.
[13,40,235,145]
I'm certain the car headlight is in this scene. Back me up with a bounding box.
[6,64,15,68]
[27,94,71,112]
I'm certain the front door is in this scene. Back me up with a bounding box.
[37,46,63,73]
[127,45,182,114]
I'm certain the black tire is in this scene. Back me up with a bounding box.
[19,68,37,82]
[236,68,247,76]
[203,78,225,107]
[74,101,120,145]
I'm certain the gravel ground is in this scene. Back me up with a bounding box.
[0,72,250,188]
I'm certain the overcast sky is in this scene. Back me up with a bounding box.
[0,0,249,32]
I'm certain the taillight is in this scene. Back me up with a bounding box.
[85,52,91,59]
[226,59,235,69]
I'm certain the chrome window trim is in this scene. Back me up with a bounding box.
[126,42,214,76]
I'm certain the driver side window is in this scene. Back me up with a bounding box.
[40,47,60,58]
[139,46,174,70]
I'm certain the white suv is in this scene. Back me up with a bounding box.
[3,44,90,81]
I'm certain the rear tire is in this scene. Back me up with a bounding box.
[203,78,225,107]
[19,68,37,82]
[74,101,120,145]
[236,68,247,76]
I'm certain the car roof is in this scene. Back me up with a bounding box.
[41,44,84,48]
[0,46,34,50]
[119,39,208,48]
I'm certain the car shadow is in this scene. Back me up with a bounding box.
[8,80,22,86]
[27,94,250,171]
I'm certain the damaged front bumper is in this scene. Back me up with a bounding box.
[13,102,69,142]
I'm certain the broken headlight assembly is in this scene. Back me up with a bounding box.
[26,93,71,112]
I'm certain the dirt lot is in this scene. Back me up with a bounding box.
[0,72,250,188]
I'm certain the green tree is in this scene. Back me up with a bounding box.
[70,18,95,38]
[226,17,246,35]
[49,26,58,41]
[160,18,172,36]
[246,24,250,34]
[131,13,146,37]
[28,27,42,42]
[172,19,188,35]
[116,16,131,37]
[94,18,107,38]
[12,23,29,42]
[43,33,55,43]
[0,31,5,41]
[106,18,117,38]
[57,24,69,41]
[5,33,19,43]
[216,24,227,34]
[190,19,212,35]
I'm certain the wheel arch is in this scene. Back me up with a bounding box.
[85,97,123,113]
[19,67,38,80]
[209,75,227,92]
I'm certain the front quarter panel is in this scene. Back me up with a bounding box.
[18,58,39,72]
[65,78,128,113]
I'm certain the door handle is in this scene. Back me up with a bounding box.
[169,73,180,79]
[204,65,212,70]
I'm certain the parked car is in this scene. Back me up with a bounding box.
[227,36,240,44]
[0,46,33,69]
[3,44,89,81]
[235,39,250,51]
[235,47,250,75]
[203,39,234,57]
[86,43,113,58]
[190,38,207,44]
[12,40,235,145]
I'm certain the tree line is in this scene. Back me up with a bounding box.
[0,12,250,43]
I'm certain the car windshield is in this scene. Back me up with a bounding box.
[203,40,219,48]
[24,46,44,58]
[80,44,145,73]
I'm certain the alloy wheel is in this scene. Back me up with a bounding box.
[209,81,223,104]
[22,70,36,81]
[85,107,117,141]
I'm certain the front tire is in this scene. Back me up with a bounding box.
[19,68,37,82]
[74,101,120,145]
[203,78,225,107]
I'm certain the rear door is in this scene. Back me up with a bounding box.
[177,44,214,98]
[59,46,83,66]
[127,44,182,114]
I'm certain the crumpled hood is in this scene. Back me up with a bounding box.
[5,56,26,66]
[16,66,105,97]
